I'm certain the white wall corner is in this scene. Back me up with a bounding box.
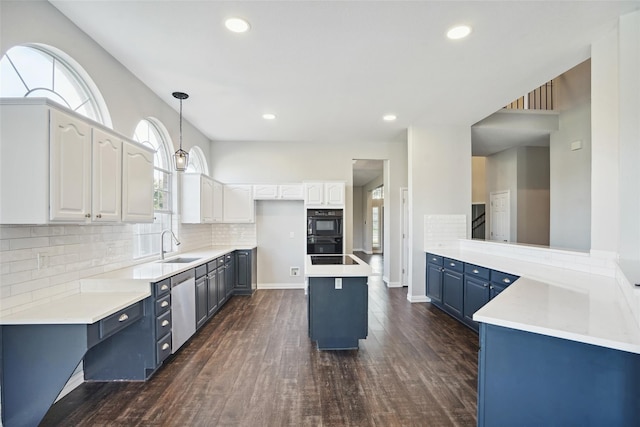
[407,294,430,303]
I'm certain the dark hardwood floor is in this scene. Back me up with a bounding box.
[41,276,479,426]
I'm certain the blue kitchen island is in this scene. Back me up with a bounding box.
[305,254,372,350]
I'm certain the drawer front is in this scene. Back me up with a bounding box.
[491,270,519,286]
[195,264,207,279]
[156,310,172,336]
[207,260,216,272]
[217,257,225,268]
[444,257,464,273]
[154,278,171,297]
[156,333,172,365]
[465,263,490,280]
[100,301,143,339]
[426,253,443,266]
[156,293,171,315]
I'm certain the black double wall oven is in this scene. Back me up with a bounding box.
[307,209,343,254]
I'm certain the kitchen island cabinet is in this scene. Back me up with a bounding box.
[305,254,371,350]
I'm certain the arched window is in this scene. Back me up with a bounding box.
[0,44,111,126]
[132,119,175,258]
[185,146,209,175]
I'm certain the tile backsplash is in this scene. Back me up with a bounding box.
[424,214,467,248]
[0,221,257,316]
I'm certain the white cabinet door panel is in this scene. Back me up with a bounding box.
[122,141,154,223]
[92,128,122,222]
[223,185,254,223]
[50,109,91,221]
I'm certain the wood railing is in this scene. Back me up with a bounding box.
[505,80,554,110]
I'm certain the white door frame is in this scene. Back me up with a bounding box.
[401,187,409,287]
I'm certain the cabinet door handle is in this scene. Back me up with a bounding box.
[472,269,479,274]
[96,214,102,219]
[503,278,511,284]
[161,320,170,327]
[161,301,169,308]
[489,285,494,290]
[161,284,169,291]
[85,213,91,218]
[118,313,129,322]
[162,343,170,351]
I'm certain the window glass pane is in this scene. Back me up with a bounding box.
[132,119,174,259]
[0,45,103,123]
[0,58,27,96]
[4,46,53,91]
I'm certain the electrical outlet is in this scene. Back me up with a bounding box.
[37,253,48,270]
[290,267,300,276]
[335,278,342,289]
[106,244,115,258]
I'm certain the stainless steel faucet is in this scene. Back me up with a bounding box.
[160,229,181,260]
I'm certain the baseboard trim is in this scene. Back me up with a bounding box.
[56,368,84,402]
[407,294,430,303]
[385,280,402,288]
[258,282,305,290]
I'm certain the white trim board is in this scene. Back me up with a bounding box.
[258,282,305,290]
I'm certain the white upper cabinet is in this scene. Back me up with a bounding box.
[49,108,92,221]
[122,141,154,223]
[253,184,278,200]
[253,184,303,200]
[304,182,345,207]
[223,184,254,223]
[212,180,223,222]
[182,173,221,224]
[0,99,154,224]
[91,127,122,222]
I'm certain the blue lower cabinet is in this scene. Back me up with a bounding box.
[308,276,368,350]
[478,323,640,426]
[442,269,464,318]
[425,254,519,333]
[463,275,490,332]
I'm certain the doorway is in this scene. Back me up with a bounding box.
[489,190,510,242]
[352,159,384,255]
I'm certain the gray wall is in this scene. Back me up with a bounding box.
[352,186,364,251]
[549,60,592,251]
[256,200,306,287]
[517,146,550,246]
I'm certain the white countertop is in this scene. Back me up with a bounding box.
[425,246,640,354]
[305,254,372,277]
[0,245,256,325]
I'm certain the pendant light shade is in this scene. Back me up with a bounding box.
[172,91,189,171]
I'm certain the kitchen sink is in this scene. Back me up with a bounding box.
[160,257,202,264]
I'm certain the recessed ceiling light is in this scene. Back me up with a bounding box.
[263,113,276,120]
[447,25,472,40]
[383,114,397,122]
[225,17,250,33]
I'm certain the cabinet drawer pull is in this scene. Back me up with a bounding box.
[118,313,129,322]
[432,257,437,262]
[449,262,455,267]
[161,343,170,351]
[472,269,479,274]
[161,320,170,327]
[161,284,169,291]
[483,283,488,287]
[503,278,511,284]
[161,301,169,308]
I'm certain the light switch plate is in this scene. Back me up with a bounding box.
[335,278,342,289]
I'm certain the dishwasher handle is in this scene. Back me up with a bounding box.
[171,269,195,287]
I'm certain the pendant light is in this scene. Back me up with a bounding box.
[172,91,189,171]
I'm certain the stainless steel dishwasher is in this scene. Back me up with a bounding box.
[171,269,196,353]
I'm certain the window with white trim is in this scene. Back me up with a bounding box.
[0,44,109,124]
[185,146,209,175]
[132,119,175,258]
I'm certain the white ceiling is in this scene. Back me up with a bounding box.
[49,1,639,146]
